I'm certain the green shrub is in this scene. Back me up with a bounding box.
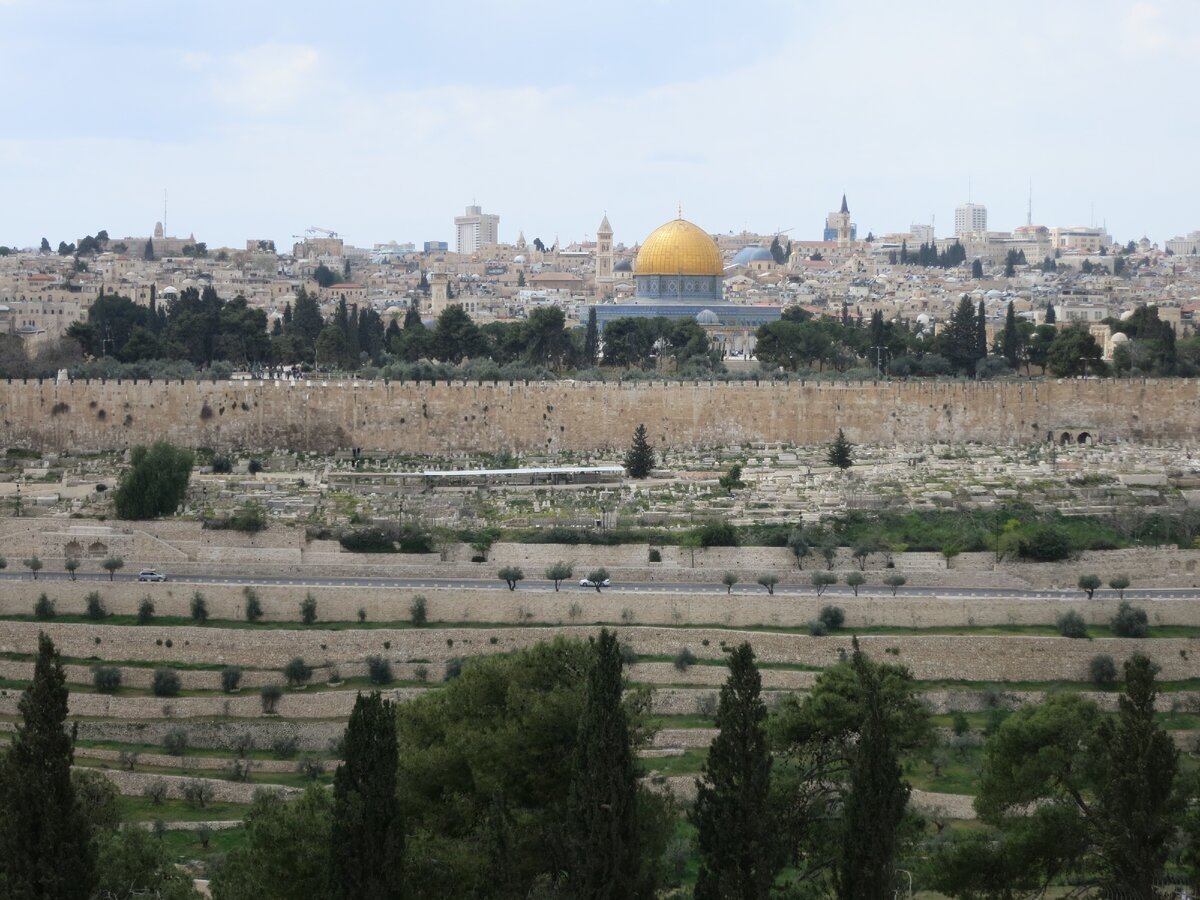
[444,657,463,682]
[339,525,433,554]
[299,592,318,625]
[1110,602,1149,638]
[190,591,208,624]
[152,669,180,697]
[410,595,427,627]
[1056,610,1089,639]
[220,666,242,693]
[136,597,155,625]
[260,684,283,714]
[283,656,313,688]
[1020,525,1073,562]
[243,588,263,623]
[807,620,828,636]
[619,643,639,666]
[648,548,662,562]
[91,665,121,693]
[366,655,393,685]
[673,647,696,672]
[85,591,107,620]
[1089,654,1118,686]
[697,520,739,548]
[162,728,188,756]
[33,593,55,620]
[271,735,299,759]
[818,605,845,630]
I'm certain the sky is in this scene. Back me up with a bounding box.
[2,0,1198,251]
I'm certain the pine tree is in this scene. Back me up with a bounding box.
[1002,301,1018,368]
[584,307,599,366]
[835,639,909,900]
[827,428,853,469]
[946,295,979,375]
[1090,654,1181,895]
[291,287,325,350]
[331,691,405,899]
[0,633,95,899]
[624,424,654,479]
[693,643,781,899]
[566,628,652,898]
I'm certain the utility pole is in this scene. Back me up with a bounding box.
[871,345,887,377]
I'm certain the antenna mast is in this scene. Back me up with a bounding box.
[163,189,168,235]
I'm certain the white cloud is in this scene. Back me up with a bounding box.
[208,43,323,116]
[1123,2,1171,51]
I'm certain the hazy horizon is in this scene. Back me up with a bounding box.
[2,0,1198,250]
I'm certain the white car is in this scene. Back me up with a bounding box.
[137,570,167,582]
[578,578,612,588]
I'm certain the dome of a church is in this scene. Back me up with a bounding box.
[732,246,773,266]
[635,217,723,277]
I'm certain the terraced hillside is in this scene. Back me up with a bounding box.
[1,573,1198,890]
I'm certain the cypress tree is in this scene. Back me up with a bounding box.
[693,643,781,900]
[1045,302,1057,325]
[584,307,599,366]
[1002,301,1019,368]
[566,628,651,898]
[976,299,988,363]
[947,296,978,375]
[0,633,95,899]
[624,424,654,479]
[143,238,154,261]
[331,691,405,899]
[1093,654,1180,895]
[827,428,853,469]
[835,639,909,900]
[971,258,983,278]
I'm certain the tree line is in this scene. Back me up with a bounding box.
[756,300,1200,379]
[8,629,1197,897]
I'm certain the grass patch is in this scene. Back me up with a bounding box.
[641,748,707,776]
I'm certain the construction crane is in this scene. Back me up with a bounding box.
[290,226,340,240]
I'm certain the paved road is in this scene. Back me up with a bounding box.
[0,571,1195,601]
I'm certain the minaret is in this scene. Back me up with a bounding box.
[596,214,614,283]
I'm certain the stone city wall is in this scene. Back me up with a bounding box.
[0,377,1192,453]
[0,581,1194,630]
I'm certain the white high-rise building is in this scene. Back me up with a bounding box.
[454,204,500,254]
[954,203,987,236]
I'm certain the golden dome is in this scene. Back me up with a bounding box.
[635,217,723,277]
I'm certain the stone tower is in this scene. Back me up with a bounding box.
[430,272,450,314]
[595,214,614,297]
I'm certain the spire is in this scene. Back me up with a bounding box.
[840,193,849,214]
[598,213,612,235]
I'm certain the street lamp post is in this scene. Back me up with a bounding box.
[1080,356,1090,377]
[871,345,887,378]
